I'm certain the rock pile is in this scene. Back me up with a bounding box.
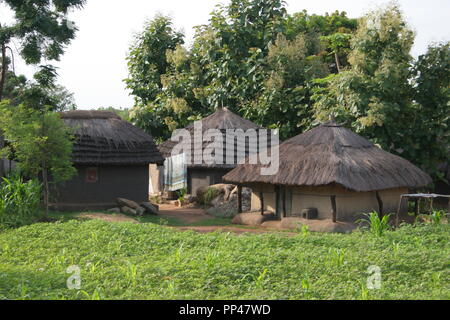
[204,184,252,218]
[107,198,159,216]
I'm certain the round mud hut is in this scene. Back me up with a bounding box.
[53,110,164,211]
[158,108,271,196]
[223,121,432,222]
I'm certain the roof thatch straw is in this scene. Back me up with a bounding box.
[60,110,164,166]
[224,121,432,192]
[159,108,268,169]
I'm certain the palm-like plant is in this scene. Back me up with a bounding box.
[358,212,392,236]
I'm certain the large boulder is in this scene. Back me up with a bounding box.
[207,192,252,218]
[232,212,277,226]
[135,206,145,216]
[140,202,159,215]
[107,208,121,214]
[121,206,137,215]
[197,184,237,204]
[205,186,252,217]
[117,198,140,210]
[184,195,197,204]
[280,217,356,234]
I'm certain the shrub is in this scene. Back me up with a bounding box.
[200,187,220,206]
[418,210,448,225]
[176,188,188,205]
[358,212,392,236]
[0,174,42,229]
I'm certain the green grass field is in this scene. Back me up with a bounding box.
[0,219,448,300]
[48,210,233,227]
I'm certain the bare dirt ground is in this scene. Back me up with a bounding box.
[158,203,212,224]
[77,212,139,224]
[156,204,297,235]
[75,206,353,235]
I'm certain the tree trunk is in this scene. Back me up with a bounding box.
[0,42,7,101]
[0,40,7,177]
[0,41,7,177]
[334,52,341,73]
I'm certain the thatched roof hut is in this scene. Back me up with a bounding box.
[157,108,267,195]
[159,107,262,169]
[224,121,432,222]
[61,110,164,165]
[53,110,163,211]
[224,121,431,191]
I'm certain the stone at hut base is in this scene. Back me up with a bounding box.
[135,206,145,216]
[141,202,159,215]
[121,206,137,215]
[232,212,277,226]
[117,198,140,210]
[107,208,121,214]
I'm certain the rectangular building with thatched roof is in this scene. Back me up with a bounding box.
[224,122,432,222]
[52,110,164,211]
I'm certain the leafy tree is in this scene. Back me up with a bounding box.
[189,0,287,111]
[410,42,450,177]
[0,0,86,101]
[3,71,77,111]
[126,2,357,141]
[247,33,329,138]
[285,10,357,72]
[312,4,448,178]
[125,15,184,105]
[97,106,130,121]
[0,102,76,215]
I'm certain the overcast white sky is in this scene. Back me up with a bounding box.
[2,0,450,110]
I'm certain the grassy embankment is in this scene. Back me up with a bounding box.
[0,216,448,300]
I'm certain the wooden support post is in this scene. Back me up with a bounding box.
[376,191,383,218]
[414,198,420,217]
[396,196,404,227]
[237,185,243,214]
[260,191,264,216]
[331,195,337,223]
[282,188,287,218]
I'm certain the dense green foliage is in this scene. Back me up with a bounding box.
[3,71,77,111]
[0,0,86,100]
[126,1,448,181]
[410,42,450,177]
[312,4,450,179]
[0,220,448,299]
[97,106,131,121]
[125,1,357,140]
[0,103,76,214]
[0,174,41,230]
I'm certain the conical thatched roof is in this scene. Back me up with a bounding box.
[158,108,264,169]
[224,122,432,192]
[61,110,164,166]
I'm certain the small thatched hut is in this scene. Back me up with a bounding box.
[224,121,432,222]
[53,110,164,211]
[158,108,267,196]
